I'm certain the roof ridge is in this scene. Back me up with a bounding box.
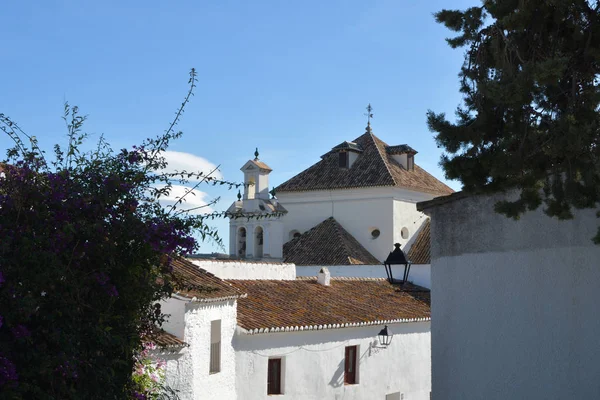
[368,132,400,186]
[327,217,350,260]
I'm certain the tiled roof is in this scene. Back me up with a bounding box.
[170,257,245,302]
[283,217,380,266]
[386,144,417,154]
[229,278,431,334]
[407,219,430,264]
[243,158,272,172]
[144,328,188,349]
[275,126,454,196]
[331,141,363,152]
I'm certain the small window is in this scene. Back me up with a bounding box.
[267,358,282,395]
[338,152,349,168]
[407,154,414,171]
[371,229,380,239]
[344,346,358,385]
[210,320,221,373]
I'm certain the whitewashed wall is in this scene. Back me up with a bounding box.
[234,322,431,400]
[229,218,285,259]
[424,192,600,400]
[160,296,187,339]
[296,264,431,289]
[150,350,192,400]
[278,187,434,262]
[185,300,238,400]
[189,259,296,280]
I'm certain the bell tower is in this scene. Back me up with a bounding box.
[241,148,271,200]
[227,149,287,260]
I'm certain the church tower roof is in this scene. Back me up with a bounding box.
[275,125,453,196]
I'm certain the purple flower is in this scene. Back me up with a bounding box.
[0,355,18,385]
[94,272,110,286]
[0,271,4,287]
[11,324,31,339]
[106,285,119,297]
[132,391,146,400]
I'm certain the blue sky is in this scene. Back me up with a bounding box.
[1,0,474,253]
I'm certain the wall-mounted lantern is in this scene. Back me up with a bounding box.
[383,243,412,284]
[377,325,392,347]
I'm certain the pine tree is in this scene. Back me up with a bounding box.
[427,0,600,242]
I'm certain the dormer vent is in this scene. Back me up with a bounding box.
[386,145,417,171]
[317,267,331,286]
[331,141,363,169]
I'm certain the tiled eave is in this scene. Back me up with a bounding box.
[277,183,451,197]
[172,292,247,303]
[239,317,431,335]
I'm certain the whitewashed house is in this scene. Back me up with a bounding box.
[153,257,432,400]
[418,191,600,400]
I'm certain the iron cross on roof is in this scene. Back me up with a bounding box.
[365,103,374,125]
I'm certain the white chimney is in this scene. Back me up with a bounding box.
[317,267,331,286]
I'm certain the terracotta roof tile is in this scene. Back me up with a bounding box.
[229,278,431,334]
[386,144,417,154]
[407,219,430,264]
[170,257,244,302]
[144,328,187,349]
[283,217,380,265]
[275,126,454,196]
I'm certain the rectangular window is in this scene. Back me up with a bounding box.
[338,152,348,168]
[407,154,414,171]
[210,320,221,373]
[267,358,282,395]
[344,345,358,385]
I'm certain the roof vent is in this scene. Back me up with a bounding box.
[387,145,417,171]
[317,267,331,286]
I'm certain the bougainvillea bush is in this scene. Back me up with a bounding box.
[0,70,232,399]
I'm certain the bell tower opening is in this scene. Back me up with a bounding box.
[254,226,264,258]
[237,227,247,258]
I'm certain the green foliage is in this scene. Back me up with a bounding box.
[0,69,249,399]
[428,0,600,242]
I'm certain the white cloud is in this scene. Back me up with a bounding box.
[158,184,216,215]
[161,151,223,181]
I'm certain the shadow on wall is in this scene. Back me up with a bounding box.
[329,358,345,388]
[328,341,377,389]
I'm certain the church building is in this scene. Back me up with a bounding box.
[226,123,452,285]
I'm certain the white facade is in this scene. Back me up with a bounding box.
[157,293,431,400]
[422,192,600,400]
[228,218,285,259]
[158,297,238,400]
[277,187,434,261]
[234,322,431,400]
[189,258,296,280]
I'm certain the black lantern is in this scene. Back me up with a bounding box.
[377,325,392,347]
[383,243,412,284]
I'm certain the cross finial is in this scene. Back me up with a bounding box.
[254,147,259,160]
[365,103,374,126]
